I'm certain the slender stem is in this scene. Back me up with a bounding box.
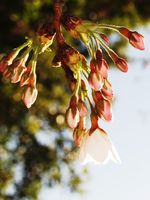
[53,0,65,46]
[94,33,115,61]
[96,24,121,31]
[15,39,32,52]
[74,70,81,96]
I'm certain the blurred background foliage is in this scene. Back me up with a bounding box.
[0,0,149,199]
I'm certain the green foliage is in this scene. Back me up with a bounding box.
[0,0,149,199]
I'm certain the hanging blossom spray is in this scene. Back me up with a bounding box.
[0,0,145,165]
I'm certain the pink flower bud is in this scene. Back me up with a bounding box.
[0,49,21,73]
[99,33,110,44]
[69,95,78,108]
[0,56,8,72]
[96,49,103,67]
[66,107,79,129]
[129,31,145,50]
[6,49,21,65]
[90,59,96,72]
[119,28,145,50]
[92,91,103,103]
[66,95,80,129]
[20,67,31,87]
[3,67,12,79]
[96,99,112,122]
[22,86,38,108]
[20,64,36,88]
[97,59,108,79]
[102,80,114,101]
[11,65,26,83]
[88,71,104,91]
[78,99,88,117]
[110,51,128,72]
[119,27,130,38]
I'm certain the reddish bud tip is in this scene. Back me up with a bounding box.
[99,33,110,44]
[119,27,130,38]
[97,59,109,79]
[0,57,8,73]
[115,57,128,72]
[110,52,128,72]
[129,31,145,50]
[119,28,145,50]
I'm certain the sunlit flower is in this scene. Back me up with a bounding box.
[66,107,80,129]
[66,95,80,129]
[22,86,38,108]
[78,128,121,165]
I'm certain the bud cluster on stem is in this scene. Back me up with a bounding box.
[0,0,145,164]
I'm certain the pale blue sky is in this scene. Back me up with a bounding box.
[39,27,150,200]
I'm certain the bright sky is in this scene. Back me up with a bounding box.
[39,27,150,200]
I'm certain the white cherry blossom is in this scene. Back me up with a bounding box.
[78,128,121,165]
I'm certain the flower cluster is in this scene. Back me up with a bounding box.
[0,14,145,164]
[0,23,55,108]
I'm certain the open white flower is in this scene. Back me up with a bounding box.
[78,128,121,165]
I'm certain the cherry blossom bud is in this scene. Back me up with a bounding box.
[92,90,103,103]
[102,80,114,101]
[119,27,145,50]
[88,71,104,91]
[78,99,88,117]
[3,67,12,79]
[110,51,128,72]
[22,86,38,108]
[20,61,36,87]
[66,107,79,129]
[62,15,82,32]
[62,15,82,38]
[11,66,26,83]
[6,49,21,65]
[118,27,130,38]
[129,31,145,50]
[66,95,80,129]
[0,56,8,72]
[92,91,112,121]
[96,49,103,67]
[0,48,24,73]
[99,33,110,44]
[97,59,109,79]
[96,99,112,122]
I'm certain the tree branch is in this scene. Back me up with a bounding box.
[53,0,65,46]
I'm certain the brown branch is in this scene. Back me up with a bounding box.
[53,0,65,46]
